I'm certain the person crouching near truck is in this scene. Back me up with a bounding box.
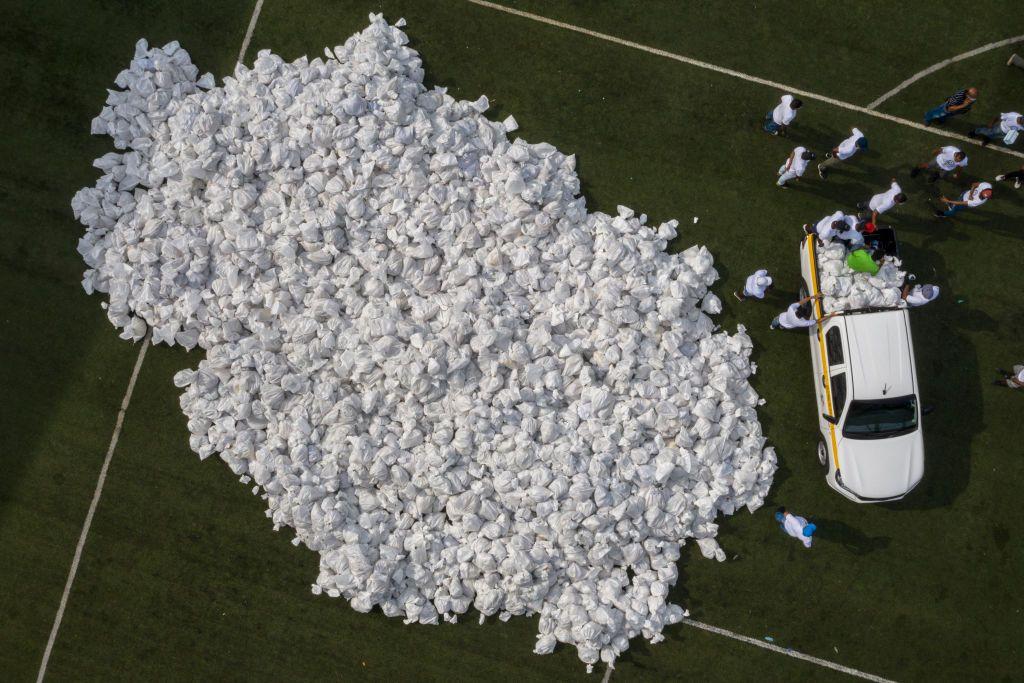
[770,294,835,331]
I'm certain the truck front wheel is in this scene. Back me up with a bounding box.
[817,438,829,469]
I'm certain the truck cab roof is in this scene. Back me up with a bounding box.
[836,309,915,400]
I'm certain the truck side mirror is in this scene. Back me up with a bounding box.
[822,413,838,424]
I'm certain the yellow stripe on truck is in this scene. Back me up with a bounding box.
[805,235,840,469]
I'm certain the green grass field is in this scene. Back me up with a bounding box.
[2,1,1023,680]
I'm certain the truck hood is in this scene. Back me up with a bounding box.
[837,430,924,500]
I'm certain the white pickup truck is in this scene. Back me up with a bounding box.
[799,234,925,503]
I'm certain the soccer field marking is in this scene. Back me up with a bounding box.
[37,1,268,677]
[867,35,1024,109]
[36,336,150,683]
[238,0,265,65]
[681,619,895,683]
[464,0,1024,160]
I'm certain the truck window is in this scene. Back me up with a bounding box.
[843,396,919,439]
[830,373,847,418]
[825,327,844,366]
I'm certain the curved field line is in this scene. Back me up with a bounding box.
[867,35,1024,109]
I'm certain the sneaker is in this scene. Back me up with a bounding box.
[1015,180,1022,189]
[778,183,790,189]
[1009,53,1021,67]
[934,209,947,218]
[818,165,827,179]
[996,174,1006,181]
[910,167,921,178]
[967,131,977,139]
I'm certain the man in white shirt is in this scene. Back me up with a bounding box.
[775,507,816,548]
[734,269,773,301]
[901,283,940,307]
[804,210,862,247]
[994,365,1024,389]
[777,147,816,188]
[970,112,1023,146]
[911,146,967,182]
[817,127,867,179]
[936,181,992,218]
[770,294,831,330]
[763,94,803,136]
[857,179,906,226]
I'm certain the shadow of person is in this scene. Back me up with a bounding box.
[810,516,891,555]
[881,244,982,510]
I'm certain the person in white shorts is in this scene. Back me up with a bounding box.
[970,111,1023,147]
[817,127,867,179]
[734,269,773,301]
[936,181,992,218]
[857,179,906,226]
[911,146,967,182]
[994,365,1024,389]
[777,146,816,188]
[763,93,803,135]
[901,283,940,307]
[775,507,816,548]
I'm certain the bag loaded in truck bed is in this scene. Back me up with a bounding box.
[815,227,907,314]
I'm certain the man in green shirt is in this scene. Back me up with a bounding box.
[847,247,882,275]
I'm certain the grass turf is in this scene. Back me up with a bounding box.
[2,0,1023,680]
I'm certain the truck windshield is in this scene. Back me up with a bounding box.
[842,396,918,439]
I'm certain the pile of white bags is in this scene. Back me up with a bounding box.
[73,15,777,668]
[816,243,905,314]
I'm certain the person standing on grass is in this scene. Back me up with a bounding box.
[935,181,992,218]
[764,94,802,136]
[994,365,1024,389]
[817,127,867,179]
[734,269,773,301]
[995,165,1024,189]
[857,179,906,226]
[777,147,815,188]
[923,87,978,126]
[770,294,828,330]
[910,146,967,182]
[775,507,816,548]
[901,283,940,307]
[969,112,1024,147]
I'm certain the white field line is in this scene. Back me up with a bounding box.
[681,619,895,683]
[37,1,268,677]
[36,336,150,682]
[465,0,1024,160]
[238,0,266,66]
[868,35,1024,109]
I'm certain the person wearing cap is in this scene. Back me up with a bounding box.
[817,127,867,179]
[847,247,885,275]
[923,87,978,126]
[775,507,816,548]
[902,283,940,307]
[969,112,1024,147]
[763,94,802,136]
[857,179,906,226]
[910,146,968,182]
[804,210,863,247]
[993,365,1024,389]
[734,269,773,301]
[770,294,831,331]
[995,165,1024,190]
[935,181,993,218]
[777,147,816,188]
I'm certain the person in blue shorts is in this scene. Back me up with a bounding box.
[923,87,977,126]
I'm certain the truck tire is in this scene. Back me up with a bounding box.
[817,438,829,469]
